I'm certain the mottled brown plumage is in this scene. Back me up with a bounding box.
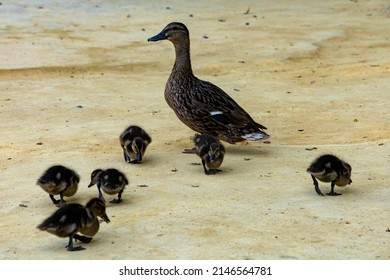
[148,22,270,144]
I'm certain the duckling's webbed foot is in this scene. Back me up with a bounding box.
[110,198,122,203]
[327,182,341,196]
[311,175,324,196]
[50,195,66,207]
[129,159,141,164]
[66,235,85,251]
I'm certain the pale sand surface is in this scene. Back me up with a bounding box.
[0,0,389,259]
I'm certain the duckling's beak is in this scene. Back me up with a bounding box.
[87,181,94,188]
[148,31,167,42]
[101,213,110,223]
[348,179,352,185]
[136,152,142,162]
[209,154,215,162]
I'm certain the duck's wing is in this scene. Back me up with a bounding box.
[191,79,267,131]
[37,204,88,236]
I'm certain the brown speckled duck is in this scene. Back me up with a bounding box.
[36,165,80,207]
[307,154,352,196]
[37,198,110,251]
[148,22,270,144]
[88,169,129,203]
[194,133,225,175]
[119,125,152,164]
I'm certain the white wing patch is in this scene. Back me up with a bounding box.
[210,111,223,116]
[241,133,270,141]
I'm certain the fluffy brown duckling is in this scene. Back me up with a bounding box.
[194,134,225,175]
[307,154,352,196]
[148,22,270,144]
[88,169,129,203]
[119,125,152,164]
[37,198,110,251]
[36,165,80,207]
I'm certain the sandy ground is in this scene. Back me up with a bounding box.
[0,0,389,260]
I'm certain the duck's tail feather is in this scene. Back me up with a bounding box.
[241,131,271,141]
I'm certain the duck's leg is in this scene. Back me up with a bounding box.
[97,186,106,202]
[58,192,66,207]
[66,234,85,251]
[311,175,324,196]
[110,190,123,203]
[122,145,130,162]
[202,160,216,175]
[49,194,60,205]
[73,234,92,243]
[327,181,342,196]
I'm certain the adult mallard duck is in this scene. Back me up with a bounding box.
[148,22,270,144]
[88,169,129,203]
[119,125,152,164]
[36,165,80,207]
[37,198,110,251]
[194,133,225,175]
[307,154,352,196]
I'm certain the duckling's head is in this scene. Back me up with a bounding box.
[88,169,104,188]
[343,162,352,185]
[131,137,145,162]
[208,142,221,163]
[86,198,110,223]
[148,22,189,44]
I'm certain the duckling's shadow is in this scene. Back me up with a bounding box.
[224,144,272,157]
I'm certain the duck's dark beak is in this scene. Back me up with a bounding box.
[148,31,167,42]
[101,213,110,223]
[348,179,352,185]
[136,152,142,162]
[209,154,215,162]
[87,181,94,188]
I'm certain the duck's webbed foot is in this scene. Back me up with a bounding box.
[129,159,141,164]
[311,175,324,196]
[66,235,85,251]
[110,198,122,203]
[327,191,342,196]
[327,182,341,196]
[50,195,66,207]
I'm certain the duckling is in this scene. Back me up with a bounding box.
[37,198,110,251]
[194,134,225,175]
[36,165,80,207]
[119,125,152,164]
[307,154,352,196]
[148,22,270,144]
[88,169,129,203]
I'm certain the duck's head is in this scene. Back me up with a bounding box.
[86,198,110,223]
[148,22,189,44]
[131,137,145,162]
[88,169,103,188]
[337,162,352,186]
[343,162,352,185]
